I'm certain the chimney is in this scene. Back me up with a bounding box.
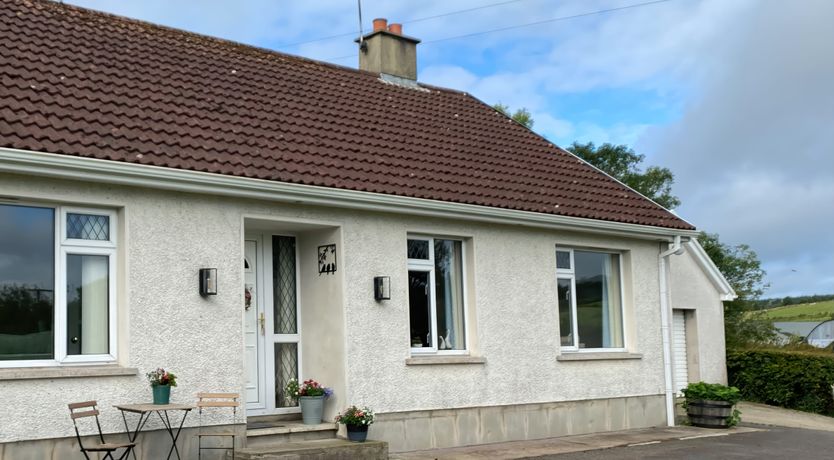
[356,18,421,80]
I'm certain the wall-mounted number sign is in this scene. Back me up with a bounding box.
[318,244,337,275]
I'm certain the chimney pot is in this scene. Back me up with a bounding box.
[387,23,402,35]
[373,18,388,32]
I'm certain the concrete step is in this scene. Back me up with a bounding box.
[246,422,338,448]
[233,439,388,460]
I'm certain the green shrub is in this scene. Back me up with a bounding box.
[681,381,742,405]
[727,348,834,416]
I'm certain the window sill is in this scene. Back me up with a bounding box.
[406,356,486,366]
[0,365,138,381]
[556,352,642,362]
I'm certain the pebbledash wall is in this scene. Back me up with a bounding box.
[669,244,728,385]
[0,170,719,456]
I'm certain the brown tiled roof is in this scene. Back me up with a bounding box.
[0,0,693,230]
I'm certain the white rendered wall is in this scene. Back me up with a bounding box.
[669,248,728,384]
[0,172,674,442]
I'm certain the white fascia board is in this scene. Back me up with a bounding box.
[0,147,699,241]
[686,239,737,301]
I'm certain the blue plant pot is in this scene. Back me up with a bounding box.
[152,384,171,405]
[346,424,369,442]
[299,396,324,425]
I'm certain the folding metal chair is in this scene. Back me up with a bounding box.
[196,392,240,460]
[68,401,135,460]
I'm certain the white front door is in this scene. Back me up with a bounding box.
[245,234,301,416]
[244,238,266,411]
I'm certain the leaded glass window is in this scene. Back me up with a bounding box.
[67,213,110,241]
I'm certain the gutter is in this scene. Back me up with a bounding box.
[658,235,685,427]
[0,147,698,241]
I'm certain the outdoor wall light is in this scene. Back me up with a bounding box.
[374,276,391,301]
[199,268,218,296]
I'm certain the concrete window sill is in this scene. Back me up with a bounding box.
[0,365,138,381]
[406,356,486,366]
[556,352,643,362]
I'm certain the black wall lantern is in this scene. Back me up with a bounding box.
[200,268,218,296]
[374,276,391,301]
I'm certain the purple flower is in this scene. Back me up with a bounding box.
[324,388,334,399]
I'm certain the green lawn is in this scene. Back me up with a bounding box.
[754,300,834,322]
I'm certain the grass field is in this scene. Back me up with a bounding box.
[754,300,834,322]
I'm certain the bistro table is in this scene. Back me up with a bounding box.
[114,403,195,460]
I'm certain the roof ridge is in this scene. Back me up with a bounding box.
[31,0,472,97]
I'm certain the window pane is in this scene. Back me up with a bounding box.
[408,270,431,348]
[407,239,430,260]
[556,250,571,270]
[274,342,298,408]
[67,213,109,241]
[66,255,109,355]
[434,240,465,350]
[557,278,574,347]
[0,205,55,360]
[575,251,623,349]
[272,236,297,334]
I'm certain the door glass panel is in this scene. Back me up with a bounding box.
[556,250,571,270]
[408,270,431,348]
[272,236,297,334]
[557,278,574,347]
[274,342,298,408]
[0,205,55,360]
[66,254,109,355]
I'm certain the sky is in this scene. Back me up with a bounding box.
[66,0,834,299]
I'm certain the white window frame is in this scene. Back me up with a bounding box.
[556,247,626,353]
[407,235,469,356]
[0,204,118,368]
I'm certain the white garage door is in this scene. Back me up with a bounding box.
[672,310,689,394]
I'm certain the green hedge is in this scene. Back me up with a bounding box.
[727,348,834,415]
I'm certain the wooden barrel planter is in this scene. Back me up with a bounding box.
[687,399,734,428]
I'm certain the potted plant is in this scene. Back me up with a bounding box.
[286,378,333,425]
[681,381,742,428]
[146,368,177,405]
[335,405,374,442]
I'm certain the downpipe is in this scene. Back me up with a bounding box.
[659,235,684,426]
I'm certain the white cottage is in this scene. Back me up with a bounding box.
[0,1,735,458]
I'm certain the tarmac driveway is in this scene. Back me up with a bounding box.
[543,425,834,459]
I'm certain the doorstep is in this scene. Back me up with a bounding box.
[234,438,388,460]
[389,425,762,459]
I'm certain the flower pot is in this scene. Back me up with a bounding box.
[299,395,324,425]
[346,424,369,442]
[687,399,733,428]
[152,384,171,405]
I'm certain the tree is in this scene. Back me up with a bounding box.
[698,232,776,348]
[568,142,681,210]
[493,103,533,129]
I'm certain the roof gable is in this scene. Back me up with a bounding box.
[0,0,694,230]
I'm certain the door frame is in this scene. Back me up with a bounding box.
[246,231,303,416]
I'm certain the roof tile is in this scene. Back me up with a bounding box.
[0,0,693,230]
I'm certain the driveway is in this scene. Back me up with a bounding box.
[542,425,834,459]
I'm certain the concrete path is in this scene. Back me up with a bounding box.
[738,401,834,432]
[389,425,760,460]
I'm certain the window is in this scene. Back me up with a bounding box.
[556,248,624,350]
[0,204,117,365]
[407,236,467,353]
